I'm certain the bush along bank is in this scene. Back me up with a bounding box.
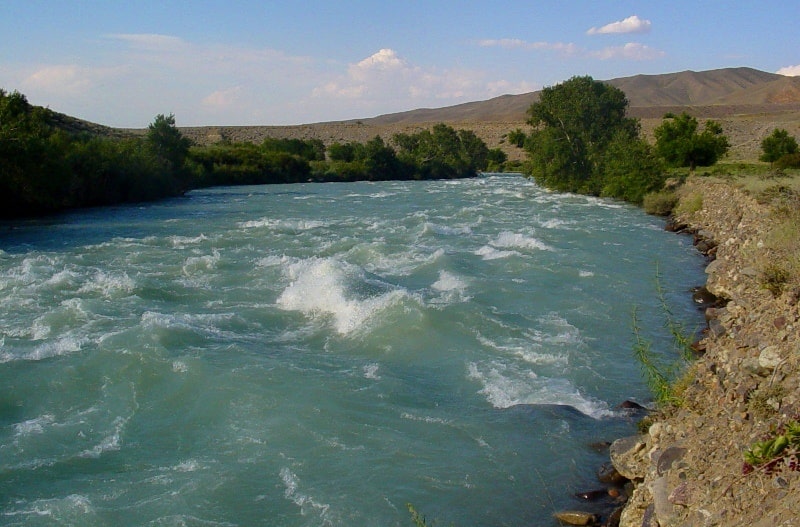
[608,177,800,527]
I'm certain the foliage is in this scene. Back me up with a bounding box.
[674,191,704,216]
[632,269,698,407]
[505,128,527,148]
[654,112,730,169]
[643,190,679,216]
[775,152,800,169]
[522,75,641,196]
[485,148,508,172]
[262,137,325,162]
[743,420,800,474]
[600,132,666,204]
[0,89,189,218]
[0,90,509,218]
[760,128,799,164]
[393,123,490,179]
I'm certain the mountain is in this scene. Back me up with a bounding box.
[360,67,800,125]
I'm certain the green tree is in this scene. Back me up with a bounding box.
[760,128,799,164]
[600,132,666,204]
[486,148,508,171]
[393,123,490,179]
[654,112,729,169]
[147,113,191,185]
[524,75,639,193]
[506,128,527,148]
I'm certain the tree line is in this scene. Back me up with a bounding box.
[0,89,506,219]
[511,75,800,205]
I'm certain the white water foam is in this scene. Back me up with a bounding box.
[474,246,519,260]
[467,362,613,419]
[490,231,553,252]
[363,363,381,380]
[422,222,473,236]
[182,249,221,276]
[276,258,410,335]
[431,270,470,304]
[238,218,326,231]
[279,467,332,520]
[14,414,56,437]
[77,270,135,298]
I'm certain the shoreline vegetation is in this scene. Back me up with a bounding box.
[0,89,504,220]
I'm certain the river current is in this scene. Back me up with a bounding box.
[0,175,706,526]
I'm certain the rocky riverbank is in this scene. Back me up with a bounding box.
[607,177,800,527]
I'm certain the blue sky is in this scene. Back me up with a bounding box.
[2,1,799,127]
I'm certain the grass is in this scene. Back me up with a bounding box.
[631,268,699,408]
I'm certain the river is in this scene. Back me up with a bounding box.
[0,175,706,526]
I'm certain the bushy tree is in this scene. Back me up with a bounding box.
[600,132,666,204]
[147,113,192,190]
[524,75,639,193]
[506,128,527,148]
[393,123,490,179]
[760,128,799,164]
[654,112,729,169]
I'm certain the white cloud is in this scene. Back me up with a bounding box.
[591,43,665,61]
[478,39,579,55]
[777,65,800,76]
[23,65,91,94]
[311,48,489,108]
[202,86,244,110]
[104,33,187,51]
[587,15,652,35]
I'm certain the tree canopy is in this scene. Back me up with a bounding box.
[1,88,496,218]
[521,75,667,202]
[760,128,799,164]
[653,112,729,169]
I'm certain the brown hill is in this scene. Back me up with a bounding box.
[172,67,800,161]
[359,67,800,126]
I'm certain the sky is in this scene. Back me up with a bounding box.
[2,1,799,128]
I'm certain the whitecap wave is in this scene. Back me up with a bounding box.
[276,258,410,335]
[490,231,553,252]
[467,361,613,419]
[474,246,519,260]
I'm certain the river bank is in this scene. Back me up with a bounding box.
[610,177,800,526]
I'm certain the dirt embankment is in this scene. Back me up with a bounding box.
[613,178,800,527]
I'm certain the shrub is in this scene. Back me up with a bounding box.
[675,192,703,216]
[775,152,800,169]
[643,190,679,216]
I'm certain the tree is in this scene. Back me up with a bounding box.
[524,75,639,193]
[654,112,729,169]
[393,123,490,179]
[506,128,527,148]
[147,113,191,184]
[600,132,666,204]
[760,128,799,164]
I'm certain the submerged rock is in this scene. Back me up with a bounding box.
[553,510,599,526]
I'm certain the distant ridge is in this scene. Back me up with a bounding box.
[358,67,800,125]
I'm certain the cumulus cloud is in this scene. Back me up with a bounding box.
[587,15,652,35]
[312,48,485,104]
[591,43,665,61]
[777,65,800,76]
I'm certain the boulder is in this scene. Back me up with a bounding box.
[609,436,648,481]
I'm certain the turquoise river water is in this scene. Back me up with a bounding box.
[0,175,707,526]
